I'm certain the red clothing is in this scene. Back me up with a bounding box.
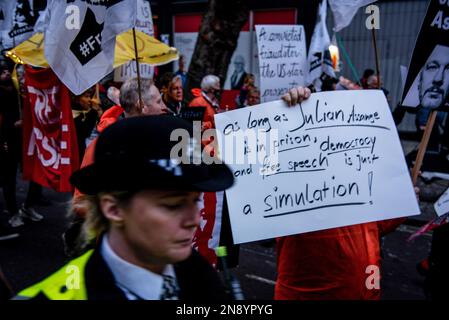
[95,105,124,133]
[275,218,405,300]
[72,105,124,209]
[189,90,217,131]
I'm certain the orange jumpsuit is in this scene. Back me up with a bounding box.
[275,218,405,300]
[188,90,218,131]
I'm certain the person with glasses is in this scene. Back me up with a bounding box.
[162,75,185,116]
[189,75,221,131]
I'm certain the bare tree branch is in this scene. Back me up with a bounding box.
[185,0,249,99]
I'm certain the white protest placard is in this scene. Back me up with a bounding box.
[214,90,420,244]
[114,62,155,82]
[255,25,307,103]
[434,187,449,217]
[114,0,154,82]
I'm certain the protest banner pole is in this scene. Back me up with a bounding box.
[371,28,381,89]
[95,83,100,100]
[11,37,22,119]
[335,33,362,86]
[12,64,23,120]
[17,80,22,121]
[411,110,437,185]
[132,27,143,109]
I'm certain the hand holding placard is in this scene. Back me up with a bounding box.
[215,90,420,244]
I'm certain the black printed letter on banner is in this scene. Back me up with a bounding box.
[69,7,104,66]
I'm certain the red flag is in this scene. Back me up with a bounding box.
[407,213,449,242]
[22,66,79,192]
[193,192,224,266]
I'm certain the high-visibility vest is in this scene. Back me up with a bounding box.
[13,250,94,300]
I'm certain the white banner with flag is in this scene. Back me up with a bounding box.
[0,1,13,35]
[114,0,154,82]
[307,0,335,86]
[44,0,137,95]
[1,0,45,50]
[33,3,49,34]
[329,0,378,32]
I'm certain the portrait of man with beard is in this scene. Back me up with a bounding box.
[418,44,449,110]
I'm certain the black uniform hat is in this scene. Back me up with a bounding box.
[70,115,234,195]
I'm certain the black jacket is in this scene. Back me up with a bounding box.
[17,248,230,301]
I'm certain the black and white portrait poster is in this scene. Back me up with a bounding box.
[0,0,44,50]
[402,0,449,111]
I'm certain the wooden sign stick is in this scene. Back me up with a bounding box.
[411,110,438,185]
[371,28,381,89]
[132,27,143,110]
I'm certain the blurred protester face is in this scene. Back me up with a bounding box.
[120,78,169,116]
[419,45,449,110]
[366,75,380,89]
[0,69,11,83]
[77,90,94,110]
[101,190,201,269]
[247,89,260,106]
[207,80,221,102]
[107,87,121,106]
[361,69,375,89]
[158,72,175,97]
[168,77,183,103]
[244,74,255,88]
[142,85,169,115]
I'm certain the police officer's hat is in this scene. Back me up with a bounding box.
[70,115,234,195]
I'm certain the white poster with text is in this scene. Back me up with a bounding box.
[214,90,420,243]
[255,25,307,103]
[114,0,154,82]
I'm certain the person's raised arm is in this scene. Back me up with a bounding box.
[281,86,311,106]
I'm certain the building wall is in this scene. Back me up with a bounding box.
[334,0,429,132]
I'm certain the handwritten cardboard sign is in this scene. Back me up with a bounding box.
[435,187,449,217]
[214,90,420,244]
[255,25,307,103]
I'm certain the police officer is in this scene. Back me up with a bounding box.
[14,115,234,300]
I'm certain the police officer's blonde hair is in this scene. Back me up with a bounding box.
[70,192,135,253]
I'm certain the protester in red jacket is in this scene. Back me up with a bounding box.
[276,218,407,300]
[189,75,221,131]
[72,78,169,215]
[275,87,411,300]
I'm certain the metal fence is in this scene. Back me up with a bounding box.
[332,0,429,132]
